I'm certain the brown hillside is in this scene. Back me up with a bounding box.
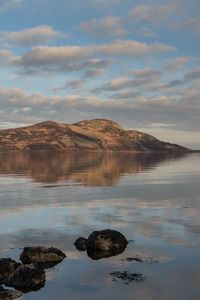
[0,119,190,152]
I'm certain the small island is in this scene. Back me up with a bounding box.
[0,119,191,152]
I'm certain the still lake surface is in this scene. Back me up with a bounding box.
[0,151,200,300]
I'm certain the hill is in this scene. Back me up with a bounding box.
[0,119,190,152]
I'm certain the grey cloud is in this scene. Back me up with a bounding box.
[80,16,128,37]
[0,85,199,131]
[1,26,65,47]
[125,67,162,79]
[53,80,85,91]
[184,67,200,81]
[83,68,105,78]
[130,4,177,24]
[164,57,198,72]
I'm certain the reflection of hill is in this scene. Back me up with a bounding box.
[0,152,188,186]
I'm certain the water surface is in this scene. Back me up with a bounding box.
[0,151,200,300]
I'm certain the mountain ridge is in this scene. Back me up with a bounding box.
[0,119,192,152]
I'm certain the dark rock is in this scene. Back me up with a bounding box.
[125,256,159,264]
[0,258,21,281]
[110,271,145,283]
[3,264,46,293]
[85,229,128,260]
[126,257,143,263]
[0,286,22,300]
[87,229,128,252]
[20,246,66,264]
[74,237,88,251]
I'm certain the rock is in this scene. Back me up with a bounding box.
[74,237,88,251]
[4,264,46,293]
[20,246,66,264]
[110,271,145,283]
[0,258,21,281]
[86,229,128,260]
[0,286,22,300]
[87,229,128,252]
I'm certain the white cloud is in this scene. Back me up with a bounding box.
[80,16,128,37]
[130,4,177,24]
[5,41,175,74]
[99,40,176,56]
[1,26,65,46]
[15,45,95,66]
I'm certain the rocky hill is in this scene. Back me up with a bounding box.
[0,119,190,152]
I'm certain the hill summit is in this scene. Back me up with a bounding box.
[0,119,190,152]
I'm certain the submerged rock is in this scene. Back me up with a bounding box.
[20,246,66,264]
[0,258,21,281]
[74,237,88,251]
[4,264,46,293]
[110,271,145,283]
[0,286,22,300]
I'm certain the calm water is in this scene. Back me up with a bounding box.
[0,151,200,300]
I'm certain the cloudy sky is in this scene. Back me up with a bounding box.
[0,0,200,148]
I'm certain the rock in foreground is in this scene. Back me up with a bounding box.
[74,237,88,251]
[0,258,21,281]
[20,246,66,264]
[75,229,128,260]
[4,264,46,293]
[87,229,128,252]
[0,286,22,300]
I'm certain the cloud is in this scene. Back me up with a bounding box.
[164,57,198,72]
[99,40,176,56]
[0,85,199,132]
[6,41,174,75]
[1,26,65,47]
[136,27,157,38]
[0,49,13,65]
[80,16,128,37]
[88,0,119,4]
[102,75,159,91]
[170,18,200,31]
[15,45,95,67]
[83,68,105,78]
[130,4,177,24]
[125,67,162,79]
[184,67,200,81]
[53,79,85,91]
[0,0,23,13]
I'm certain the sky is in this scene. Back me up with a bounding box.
[0,0,200,148]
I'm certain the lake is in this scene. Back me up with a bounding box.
[0,151,200,300]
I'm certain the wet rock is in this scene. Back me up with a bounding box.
[0,286,22,300]
[74,237,88,251]
[87,229,128,252]
[20,246,66,264]
[126,257,143,263]
[125,256,159,264]
[110,271,145,283]
[4,264,46,293]
[0,258,21,281]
